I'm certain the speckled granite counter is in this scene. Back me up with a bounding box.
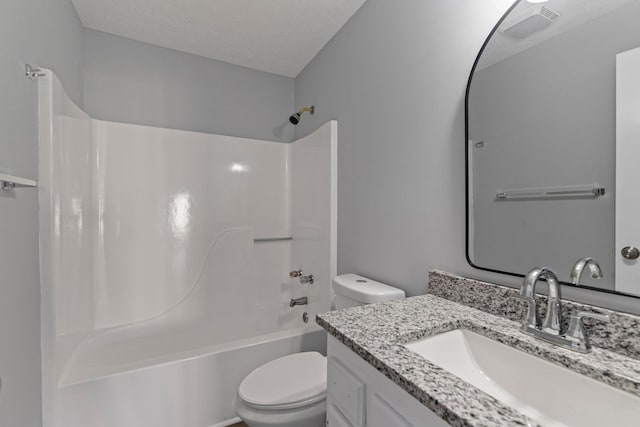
[317,293,640,426]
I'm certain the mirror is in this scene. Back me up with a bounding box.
[466,0,640,298]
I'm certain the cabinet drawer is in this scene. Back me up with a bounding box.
[327,357,365,426]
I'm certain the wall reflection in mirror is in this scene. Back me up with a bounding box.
[466,0,640,297]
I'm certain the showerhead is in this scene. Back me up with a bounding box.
[289,106,314,125]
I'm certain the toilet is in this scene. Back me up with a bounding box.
[233,274,405,427]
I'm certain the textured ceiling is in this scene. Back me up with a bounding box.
[71,0,368,77]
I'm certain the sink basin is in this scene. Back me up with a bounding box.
[404,329,640,427]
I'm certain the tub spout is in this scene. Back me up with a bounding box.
[289,297,308,307]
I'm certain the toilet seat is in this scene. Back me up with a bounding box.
[238,352,327,410]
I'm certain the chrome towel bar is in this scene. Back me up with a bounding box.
[0,173,37,191]
[496,185,605,201]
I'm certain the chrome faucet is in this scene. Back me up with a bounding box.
[289,297,308,307]
[517,267,564,334]
[515,266,610,353]
[570,257,603,285]
[290,269,314,285]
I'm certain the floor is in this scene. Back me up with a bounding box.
[229,423,248,427]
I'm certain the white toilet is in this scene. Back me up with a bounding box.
[233,274,405,427]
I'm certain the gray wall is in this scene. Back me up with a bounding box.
[0,1,83,426]
[470,1,640,291]
[83,29,296,142]
[294,0,640,314]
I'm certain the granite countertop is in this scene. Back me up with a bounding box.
[316,294,640,427]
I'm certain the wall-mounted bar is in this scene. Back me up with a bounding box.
[253,237,293,243]
[0,173,37,191]
[496,185,605,201]
[2,66,44,191]
[26,64,45,80]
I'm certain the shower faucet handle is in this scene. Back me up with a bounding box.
[290,270,314,285]
[300,274,314,285]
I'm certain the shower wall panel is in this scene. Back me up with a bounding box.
[90,121,289,328]
[39,69,337,426]
[290,121,338,320]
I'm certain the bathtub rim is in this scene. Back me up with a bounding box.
[59,324,326,387]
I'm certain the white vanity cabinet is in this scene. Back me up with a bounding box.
[326,336,449,427]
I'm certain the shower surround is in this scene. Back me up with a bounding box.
[37,69,336,427]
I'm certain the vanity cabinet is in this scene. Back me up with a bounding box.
[326,336,448,427]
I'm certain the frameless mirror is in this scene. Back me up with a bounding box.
[466,0,640,298]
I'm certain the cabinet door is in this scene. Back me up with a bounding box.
[367,392,413,427]
[327,403,356,427]
[327,357,365,426]
[328,336,449,427]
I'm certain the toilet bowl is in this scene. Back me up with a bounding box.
[232,351,327,427]
[233,274,405,426]
[232,395,326,427]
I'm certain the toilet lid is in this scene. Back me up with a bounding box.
[238,352,327,409]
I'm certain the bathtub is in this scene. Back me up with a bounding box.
[57,326,327,427]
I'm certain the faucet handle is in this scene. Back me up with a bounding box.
[566,311,610,351]
[568,311,610,329]
[574,311,610,323]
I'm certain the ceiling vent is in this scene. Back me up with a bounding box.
[500,6,560,39]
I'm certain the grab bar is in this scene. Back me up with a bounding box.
[253,237,293,242]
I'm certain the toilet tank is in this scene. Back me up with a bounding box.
[333,274,405,309]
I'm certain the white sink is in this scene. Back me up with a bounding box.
[404,329,640,427]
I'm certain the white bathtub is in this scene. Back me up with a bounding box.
[57,326,327,427]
